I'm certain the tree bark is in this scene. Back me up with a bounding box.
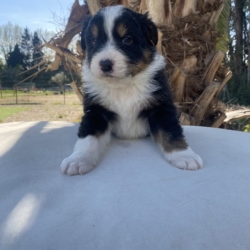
[224,110,250,122]
[70,81,83,103]
[212,112,226,128]
[173,0,197,17]
[146,0,166,26]
[202,51,224,87]
[191,82,220,125]
[216,70,232,98]
[170,55,197,102]
[86,0,102,15]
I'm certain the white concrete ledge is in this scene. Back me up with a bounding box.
[0,122,250,250]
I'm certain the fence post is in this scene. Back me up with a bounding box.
[15,87,18,104]
[64,81,66,105]
[27,83,29,104]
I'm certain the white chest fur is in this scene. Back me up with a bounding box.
[102,84,150,139]
[84,77,152,139]
[82,54,166,139]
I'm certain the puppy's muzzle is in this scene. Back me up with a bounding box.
[100,59,113,73]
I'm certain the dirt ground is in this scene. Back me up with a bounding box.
[0,94,83,123]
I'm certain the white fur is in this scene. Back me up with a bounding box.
[60,132,111,175]
[102,5,124,42]
[83,53,166,139]
[164,147,203,170]
[90,43,128,79]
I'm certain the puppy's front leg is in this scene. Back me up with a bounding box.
[60,107,115,175]
[60,132,110,175]
[148,108,203,170]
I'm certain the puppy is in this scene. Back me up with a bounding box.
[60,5,203,175]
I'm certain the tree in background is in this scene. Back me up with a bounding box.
[0,58,4,70]
[36,29,56,62]
[226,0,250,105]
[31,31,49,88]
[0,22,22,62]
[32,31,44,68]
[0,23,65,89]
[20,28,33,70]
[7,44,25,68]
[234,0,245,76]
[245,0,250,86]
[0,65,23,89]
[0,58,4,86]
[0,44,25,89]
[51,72,70,91]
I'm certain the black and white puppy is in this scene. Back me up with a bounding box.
[60,5,203,175]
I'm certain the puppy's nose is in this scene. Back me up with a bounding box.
[100,59,113,72]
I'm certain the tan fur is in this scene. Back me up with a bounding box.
[127,49,153,76]
[92,25,98,38]
[143,50,152,63]
[117,23,127,37]
[154,130,188,152]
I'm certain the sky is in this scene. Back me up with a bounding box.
[0,0,83,31]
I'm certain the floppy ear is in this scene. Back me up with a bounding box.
[81,15,92,50]
[136,12,158,47]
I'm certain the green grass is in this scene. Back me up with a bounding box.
[0,106,27,122]
[244,124,250,132]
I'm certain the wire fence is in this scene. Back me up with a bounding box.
[0,82,81,106]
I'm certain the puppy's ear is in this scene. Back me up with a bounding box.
[81,15,92,50]
[137,12,158,47]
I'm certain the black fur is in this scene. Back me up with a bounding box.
[78,100,117,138]
[112,10,156,67]
[82,15,108,65]
[80,6,184,144]
[81,15,92,50]
[80,7,157,68]
[139,69,184,140]
[124,10,158,47]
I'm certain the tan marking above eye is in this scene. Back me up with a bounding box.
[117,24,127,37]
[92,25,98,38]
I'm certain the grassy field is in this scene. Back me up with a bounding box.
[0,107,28,122]
[0,92,83,123]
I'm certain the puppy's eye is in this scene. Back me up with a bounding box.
[122,36,133,45]
[91,39,97,46]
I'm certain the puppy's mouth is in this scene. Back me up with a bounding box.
[103,73,114,78]
[100,72,126,79]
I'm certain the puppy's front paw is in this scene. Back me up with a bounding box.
[165,147,203,170]
[60,153,95,176]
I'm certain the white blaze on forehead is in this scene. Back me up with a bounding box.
[101,5,125,41]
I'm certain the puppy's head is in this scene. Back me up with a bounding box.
[81,5,158,80]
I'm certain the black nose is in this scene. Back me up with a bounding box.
[100,59,113,72]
